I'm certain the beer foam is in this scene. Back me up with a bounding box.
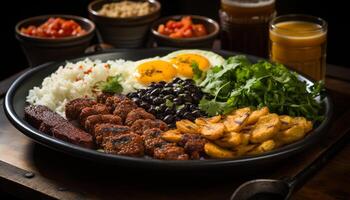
[221,0,275,8]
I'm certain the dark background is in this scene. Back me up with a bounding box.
[1,0,348,80]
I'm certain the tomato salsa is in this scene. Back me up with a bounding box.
[157,16,208,39]
[20,17,86,38]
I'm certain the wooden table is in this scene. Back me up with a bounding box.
[1,65,350,200]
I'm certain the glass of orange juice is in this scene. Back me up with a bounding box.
[269,15,327,80]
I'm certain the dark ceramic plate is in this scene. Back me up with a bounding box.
[4,48,333,171]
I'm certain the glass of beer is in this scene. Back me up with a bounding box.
[269,15,327,80]
[219,0,276,57]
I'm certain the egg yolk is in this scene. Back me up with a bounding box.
[170,54,210,78]
[136,60,177,84]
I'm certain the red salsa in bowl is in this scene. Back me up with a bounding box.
[20,17,86,38]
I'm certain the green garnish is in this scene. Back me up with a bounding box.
[199,55,324,122]
[198,98,232,116]
[165,99,174,108]
[191,62,206,84]
[99,75,123,94]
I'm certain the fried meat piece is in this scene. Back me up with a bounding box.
[51,122,94,148]
[112,99,138,121]
[96,93,114,104]
[79,104,109,126]
[178,134,207,159]
[24,105,52,128]
[25,105,66,135]
[153,144,189,160]
[124,108,155,126]
[24,105,94,148]
[65,98,97,120]
[105,95,128,112]
[84,114,122,134]
[94,124,131,146]
[103,133,144,157]
[130,119,168,135]
[142,128,168,155]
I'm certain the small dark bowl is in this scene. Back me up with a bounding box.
[151,15,220,48]
[15,15,95,67]
[88,0,161,48]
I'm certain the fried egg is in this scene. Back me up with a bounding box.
[133,50,225,85]
[134,57,177,85]
[163,49,225,78]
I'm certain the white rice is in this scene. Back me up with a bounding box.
[26,58,144,117]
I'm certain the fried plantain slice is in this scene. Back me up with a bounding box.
[161,129,182,142]
[279,115,294,130]
[275,125,306,145]
[246,107,269,125]
[204,142,235,158]
[293,117,313,133]
[248,139,276,155]
[250,113,281,143]
[200,123,225,140]
[215,132,242,148]
[234,144,257,156]
[176,119,200,134]
[224,107,251,132]
[195,115,222,126]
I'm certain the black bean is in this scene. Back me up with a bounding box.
[165,82,173,87]
[191,110,202,117]
[175,116,181,122]
[159,104,167,112]
[184,79,194,85]
[156,113,165,119]
[155,105,165,113]
[165,107,175,115]
[179,94,192,103]
[183,103,193,111]
[150,88,161,96]
[175,88,185,95]
[159,81,166,85]
[183,112,195,121]
[161,87,173,95]
[154,97,165,105]
[164,94,175,100]
[173,77,182,83]
[176,108,186,117]
[148,105,157,114]
[149,82,157,88]
[191,93,201,102]
[131,97,141,105]
[126,93,133,98]
[189,104,197,110]
[163,115,175,124]
[139,93,148,100]
[173,98,183,105]
[140,101,150,110]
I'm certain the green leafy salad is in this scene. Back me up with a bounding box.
[198,55,324,122]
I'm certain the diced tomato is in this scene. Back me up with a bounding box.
[183,28,193,38]
[20,17,86,38]
[166,20,176,28]
[157,24,165,34]
[193,24,207,37]
[157,16,208,39]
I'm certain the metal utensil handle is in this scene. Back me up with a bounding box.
[288,126,350,189]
